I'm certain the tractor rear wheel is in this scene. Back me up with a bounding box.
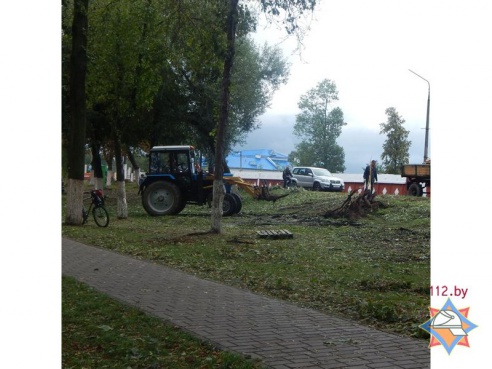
[142,181,182,215]
[205,193,238,216]
[222,193,237,216]
[231,193,242,214]
[407,182,422,196]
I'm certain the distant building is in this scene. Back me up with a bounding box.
[226,149,291,171]
[224,150,421,196]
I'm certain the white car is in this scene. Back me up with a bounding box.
[291,166,344,192]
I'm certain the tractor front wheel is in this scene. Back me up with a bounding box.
[142,181,182,215]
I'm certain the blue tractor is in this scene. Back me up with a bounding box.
[139,145,242,216]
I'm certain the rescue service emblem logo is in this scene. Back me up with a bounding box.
[420,298,478,354]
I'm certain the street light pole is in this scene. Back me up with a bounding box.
[409,69,430,162]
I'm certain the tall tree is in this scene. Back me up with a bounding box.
[65,0,89,225]
[210,0,316,233]
[291,79,346,172]
[380,107,411,173]
[85,0,177,218]
[211,0,239,233]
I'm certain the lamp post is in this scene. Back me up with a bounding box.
[409,69,430,163]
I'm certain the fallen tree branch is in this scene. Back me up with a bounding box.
[253,180,289,203]
[324,190,381,219]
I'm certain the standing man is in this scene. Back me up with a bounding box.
[283,166,293,188]
[363,160,378,191]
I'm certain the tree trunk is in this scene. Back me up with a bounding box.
[127,148,142,181]
[211,0,238,233]
[117,180,128,219]
[65,0,89,225]
[91,142,104,190]
[104,147,114,187]
[113,132,128,219]
[106,170,114,187]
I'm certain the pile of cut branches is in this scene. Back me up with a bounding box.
[324,190,384,219]
[254,180,289,203]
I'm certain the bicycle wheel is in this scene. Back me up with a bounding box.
[92,206,109,227]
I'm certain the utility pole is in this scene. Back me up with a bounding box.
[409,69,430,162]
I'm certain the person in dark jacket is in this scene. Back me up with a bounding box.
[363,160,378,190]
[282,166,293,188]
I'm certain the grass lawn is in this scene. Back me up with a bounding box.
[62,182,430,364]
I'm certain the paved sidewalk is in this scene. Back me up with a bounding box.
[62,238,429,369]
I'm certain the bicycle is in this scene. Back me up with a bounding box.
[82,189,109,227]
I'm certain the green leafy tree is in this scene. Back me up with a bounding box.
[170,35,289,158]
[85,0,152,217]
[380,107,411,173]
[227,40,289,149]
[211,0,317,233]
[77,0,286,159]
[291,79,346,172]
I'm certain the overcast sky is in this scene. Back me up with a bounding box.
[236,113,426,173]
[235,0,490,176]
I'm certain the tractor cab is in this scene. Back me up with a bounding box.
[140,146,214,215]
[141,145,207,200]
[148,145,197,176]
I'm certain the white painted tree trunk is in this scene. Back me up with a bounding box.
[64,178,85,225]
[106,170,113,187]
[210,180,225,233]
[116,180,128,219]
[134,168,142,181]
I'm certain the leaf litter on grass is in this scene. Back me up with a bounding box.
[63,184,430,339]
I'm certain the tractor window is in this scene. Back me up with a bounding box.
[149,152,160,173]
[160,152,172,173]
[175,152,189,173]
[149,151,189,174]
[150,152,172,174]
